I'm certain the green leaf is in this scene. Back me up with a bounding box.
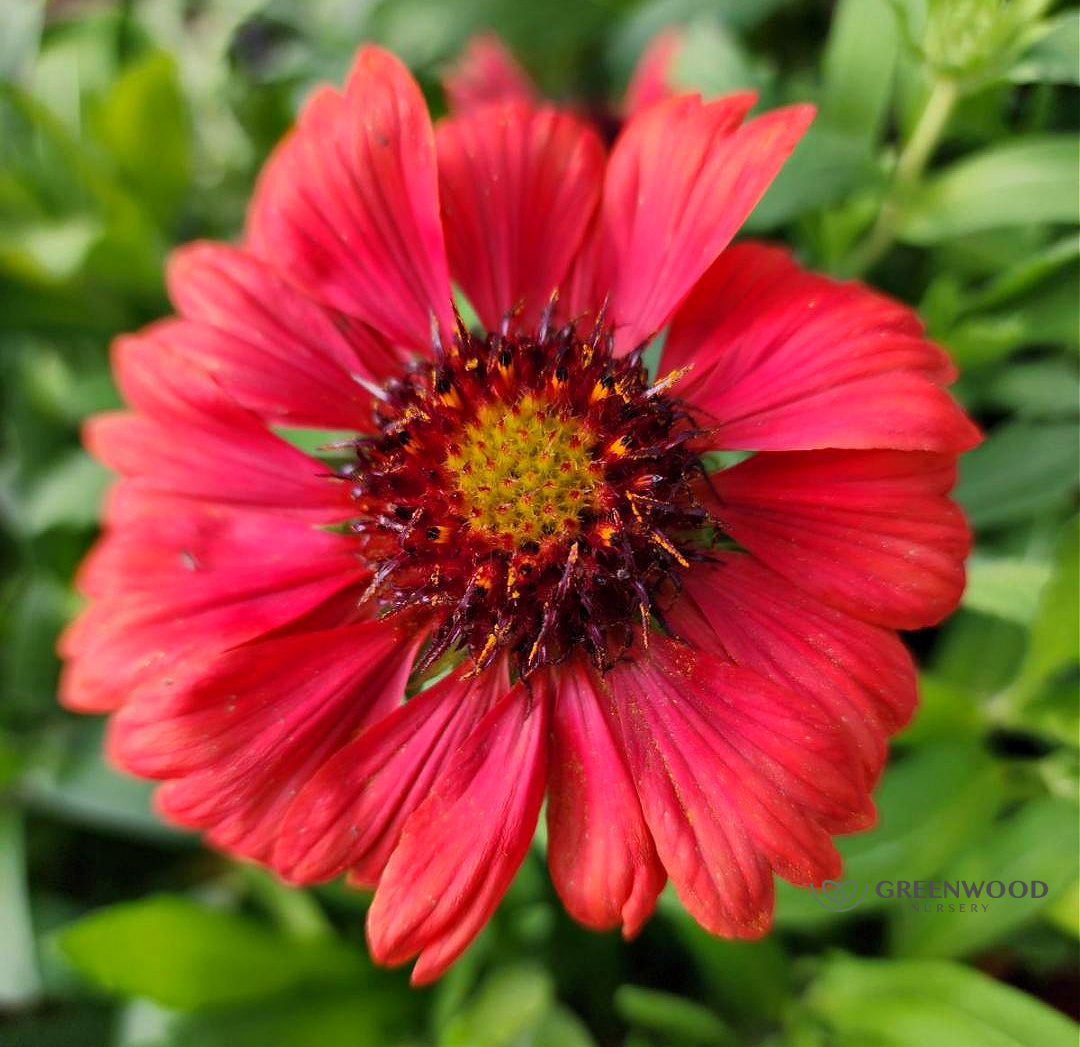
[0,1004,113,1047]
[890,797,1080,958]
[57,895,362,1011]
[1046,881,1079,939]
[0,0,43,82]
[965,234,1080,313]
[660,908,792,1019]
[19,720,180,841]
[614,985,735,1047]
[942,266,1080,367]
[746,127,881,230]
[915,0,1056,86]
[674,18,773,98]
[932,609,1027,702]
[0,215,103,282]
[984,359,1080,419]
[0,807,41,1007]
[775,742,1003,924]
[608,0,790,84]
[438,965,553,1047]
[900,136,1080,243]
[896,671,983,743]
[18,450,111,534]
[1008,516,1080,710]
[962,557,1053,623]
[820,0,900,145]
[954,421,1079,529]
[807,954,1079,1047]
[533,1006,599,1047]
[91,50,191,228]
[1011,11,1080,84]
[166,987,417,1047]
[0,573,75,714]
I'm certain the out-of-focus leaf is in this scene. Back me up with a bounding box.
[806,954,1078,1047]
[746,126,881,230]
[662,907,792,1018]
[933,609,1028,702]
[962,557,1052,623]
[674,18,773,97]
[954,421,1079,529]
[166,987,416,1047]
[0,0,43,82]
[984,359,1080,419]
[615,985,735,1047]
[1010,11,1080,84]
[18,450,110,534]
[58,895,363,1011]
[26,8,130,128]
[19,721,185,841]
[899,136,1080,243]
[890,796,1080,958]
[1046,881,1079,939]
[533,1006,599,1047]
[1008,516,1080,709]
[608,0,791,83]
[965,234,1080,312]
[820,0,899,145]
[439,965,553,1047]
[775,742,1003,923]
[0,807,42,1007]
[0,83,97,217]
[0,574,74,713]
[942,266,1080,366]
[896,671,983,743]
[91,50,191,229]
[0,216,102,282]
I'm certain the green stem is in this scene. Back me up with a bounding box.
[847,76,959,276]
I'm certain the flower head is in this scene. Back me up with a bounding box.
[62,39,979,985]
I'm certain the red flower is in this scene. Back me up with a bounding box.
[61,40,979,985]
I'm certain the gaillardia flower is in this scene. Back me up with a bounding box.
[61,42,979,984]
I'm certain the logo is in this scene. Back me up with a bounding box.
[807,878,1050,914]
[811,880,869,912]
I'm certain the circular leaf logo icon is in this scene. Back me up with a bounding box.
[811,880,869,912]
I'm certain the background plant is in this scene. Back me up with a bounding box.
[1,1,1077,1045]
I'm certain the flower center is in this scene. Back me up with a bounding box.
[348,317,709,676]
[444,394,601,545]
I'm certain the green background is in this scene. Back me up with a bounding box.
[1,1,1078,1044]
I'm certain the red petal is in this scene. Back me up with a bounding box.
[437,103,604,332]
[108,620,422,861]
[272,659,510,885]
[623,29,682,117]
[442,34,537,113]
[603,96,811,353]
[706,450,972,628]
[166,243,400,429]
[86,408,349,519]
[608,639,871,934]
[366,678,550,985]
[547,657,665,937]
[668,554,917,785]
[664,240,981,452]
[247,48,453,351]
[60,491,366,712]
[555,215,613,326]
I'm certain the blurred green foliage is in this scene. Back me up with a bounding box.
[1,1,1077,1045]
